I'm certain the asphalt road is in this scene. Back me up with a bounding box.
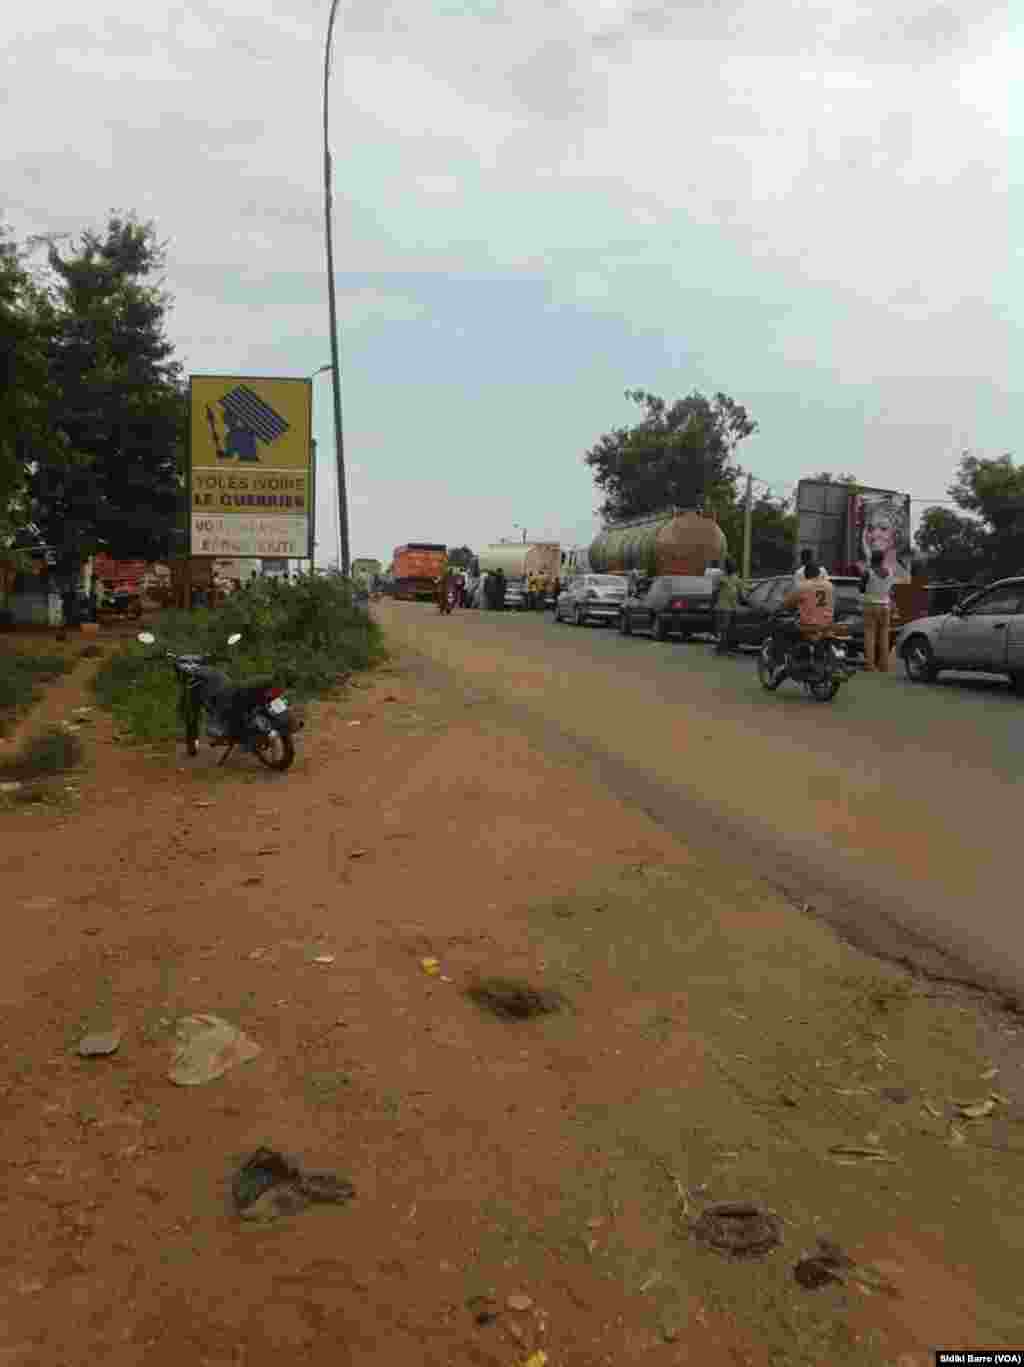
[379,601,1024,1003]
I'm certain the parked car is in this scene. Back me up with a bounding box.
[895,576,1024,690]
[618,575,716,640]
[730,575,901,660]
[554,574,628,626]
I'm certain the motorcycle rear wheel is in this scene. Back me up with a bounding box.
[808,675,841,702]
[255,728,295,772]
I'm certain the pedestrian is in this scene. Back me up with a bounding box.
[437,566,455,615]
[552,575,561,610]
[494,567,507,610]
[714,557,746,655]
[859,548,894,672]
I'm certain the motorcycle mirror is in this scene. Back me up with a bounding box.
[137,632,156,645]
[227,632,242,645]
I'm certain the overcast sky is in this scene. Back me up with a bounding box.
[2,0,1016,567]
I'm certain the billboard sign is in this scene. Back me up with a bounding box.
[795,481,911,579]
[189,375,312,559]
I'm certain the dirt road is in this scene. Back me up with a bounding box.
[1,631,1022,1366]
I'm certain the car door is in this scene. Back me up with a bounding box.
[1006,599,1024,678]
[936,585,1023,670]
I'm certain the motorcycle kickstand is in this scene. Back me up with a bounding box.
[217,743,236,767]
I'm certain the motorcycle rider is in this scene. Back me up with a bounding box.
[770,557,834,672]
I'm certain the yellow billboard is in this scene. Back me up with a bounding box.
[189,375,313,558]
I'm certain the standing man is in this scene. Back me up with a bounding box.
[859,548,894,672]
[714,558,746,655]
[494,567,507,610]
[437,565,454,615]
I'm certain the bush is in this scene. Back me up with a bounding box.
[93,570,386,743]
[2,724,84,780]
[0,651,76,719]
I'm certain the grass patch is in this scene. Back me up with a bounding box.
[1,724,85,782]
[0,650,76,733]
[93,571,387,744]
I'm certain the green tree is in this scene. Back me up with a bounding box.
[446,545,475,570]
[914,506,987,582]
[0,224,56,556]
[25,213,187,589]
[716,491,798,577]
[585,389,757,523]
[915,451,1024,581]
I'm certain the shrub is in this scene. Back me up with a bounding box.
[93,570,386,743]
[0,651,76,719]
[2,724,84,780]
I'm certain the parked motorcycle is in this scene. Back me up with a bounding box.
[756,614,852,703]
[136,631,302,771]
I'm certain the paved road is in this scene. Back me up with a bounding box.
[379,601,1024,1001]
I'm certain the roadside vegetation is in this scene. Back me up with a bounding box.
[93,571,386,743]
[0,646,76,736]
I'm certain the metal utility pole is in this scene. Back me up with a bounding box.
[742,473,753,580]
[323,0,351,578]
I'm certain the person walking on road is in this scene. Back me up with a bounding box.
[860,548,894,672]
[714,557,746,655]
[437,567,455,615]
[494,568,507,610]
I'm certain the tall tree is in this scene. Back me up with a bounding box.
[0,224,55,555]
[25,213,187,586]
[585,389,757,524]
[717,493,798,577]
[446,545,475,570]
[915,451,1024,582]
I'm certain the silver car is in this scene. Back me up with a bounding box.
[554,574,628,626]
[896,577,1024,691]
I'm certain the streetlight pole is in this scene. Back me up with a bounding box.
[323,0,351,578]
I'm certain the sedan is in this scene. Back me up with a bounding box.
[618,575,716,640]
[554,574,628,626]
[896,577,1024,691]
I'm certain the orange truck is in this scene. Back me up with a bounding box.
[391,544,447,601]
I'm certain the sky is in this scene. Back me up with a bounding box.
[2,0,1018,568]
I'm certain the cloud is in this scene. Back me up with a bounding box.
[0,0,1016,564]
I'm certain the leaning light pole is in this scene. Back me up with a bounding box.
[323,0,351,578]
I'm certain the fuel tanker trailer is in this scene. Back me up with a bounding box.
[587,507,727,578]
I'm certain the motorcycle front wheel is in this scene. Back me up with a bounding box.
[254,727,295,772]
[185,704,201,757]
[757,648,784,691]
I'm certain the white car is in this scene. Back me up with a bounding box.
[895,577,1024,692]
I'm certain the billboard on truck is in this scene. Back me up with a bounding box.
[392,544,447,600]
[795,481,911,580]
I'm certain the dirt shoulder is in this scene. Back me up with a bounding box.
[1,639,1021,1367]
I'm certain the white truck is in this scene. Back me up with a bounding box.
[476,542,560,609]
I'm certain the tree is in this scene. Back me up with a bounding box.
[585,389,757,524]
[446,545,475,570]
[24,213,187,589]
[914,506,987,582]
[915,451,1024,581]
[0,224,55,556]
[808,471,861,487]
[714,490,797,577]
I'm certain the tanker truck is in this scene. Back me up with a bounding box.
[477,541,561,609]
[587,507,727,579]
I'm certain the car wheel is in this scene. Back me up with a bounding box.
[654,614,670,641]
[619,611,632,636]
[903,635,939,683]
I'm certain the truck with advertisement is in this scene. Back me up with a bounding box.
[795,481,912,580]
[391,544,447,601]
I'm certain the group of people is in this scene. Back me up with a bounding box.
[711,547,897,672]
[523,570,558,610]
